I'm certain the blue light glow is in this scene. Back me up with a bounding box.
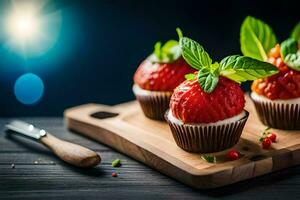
[14,73,44,105]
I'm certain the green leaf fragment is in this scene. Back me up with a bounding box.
[281,38,298,58]
[240,16,277,61]
[154,42,162,60]
[201,155,216,163]
[112,159,121,167]
[176,27,183,39]
[280,38,300,71]
[291,21,300,42]
[185,73,196,80]
[285,51,300,71]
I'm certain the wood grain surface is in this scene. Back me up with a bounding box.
[64,95,300,189]
[1,118,300,199]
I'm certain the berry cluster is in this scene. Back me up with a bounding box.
[259,127,277,149]
[251,44,300,100]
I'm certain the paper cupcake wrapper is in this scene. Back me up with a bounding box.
[165,110,249,153]
[133,85,173,120]
[250,94,300,130]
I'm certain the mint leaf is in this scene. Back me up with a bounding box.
[198,68,219,93]
[162,40,181,61]
[281,38,298,58]
[201,155,216,163]
[180,37,212,70]
[152,40,181,63]
[219,55,278,83]
[285,51,300,71]
[185,73,196,80]
[240,16,277,61]
[291,22,300,42]
[281,38,300,71]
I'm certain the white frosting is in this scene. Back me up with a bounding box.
[167,110,246,126]
[251,92,300,104]
[132,84,172,96]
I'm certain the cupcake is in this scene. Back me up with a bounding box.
[165,36,278,153]
[240,16,300,130]
[133,29,195,120]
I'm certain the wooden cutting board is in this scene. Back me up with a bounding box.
[64,95,300,189]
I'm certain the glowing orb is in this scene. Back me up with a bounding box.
[3,2,62,57]
[6,10,40,41]
[14,73,44,105]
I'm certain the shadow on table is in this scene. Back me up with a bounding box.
[190,167,298,197]
[5,131,105,177]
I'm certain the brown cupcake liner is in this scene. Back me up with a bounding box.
[132,84,173,120]
[165,110,249,153]
[250,93,300,130]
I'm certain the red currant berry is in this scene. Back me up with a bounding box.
[112,172,118,177]
[227,150,240,160]
[268,133,277,142]
[262,138,272,149]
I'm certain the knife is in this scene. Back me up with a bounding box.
[5,120,101,168]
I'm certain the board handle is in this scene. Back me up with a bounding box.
[41,133,101,168]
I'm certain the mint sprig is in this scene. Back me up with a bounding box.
[151,28,183,63]
[280,38,300,71]
[240,16,277,61]
[180,37,278,93]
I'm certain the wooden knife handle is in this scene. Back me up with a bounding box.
[40,133,101,168]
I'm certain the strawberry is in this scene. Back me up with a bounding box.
[262,137,272,149]
[267,133,277,142]
[170,76,245,123]
[134,58,195,91]
[227,150,240,161]
[252,45,300,100]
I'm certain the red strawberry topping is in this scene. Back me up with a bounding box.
[251,44,300,100]
[134,57,195,91]
[170,77,245,123]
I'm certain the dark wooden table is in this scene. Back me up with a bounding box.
[1,118,300,199]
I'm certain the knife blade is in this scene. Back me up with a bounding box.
[6,120,46,140]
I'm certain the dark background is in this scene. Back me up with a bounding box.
[0,0,299,116]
